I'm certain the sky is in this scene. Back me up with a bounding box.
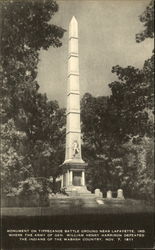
[37,0,154,107]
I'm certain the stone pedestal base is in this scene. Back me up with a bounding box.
[60,162,92,197]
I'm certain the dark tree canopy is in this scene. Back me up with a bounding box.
[136,0,154,42]
[1,0,65,122]
[81,1,154,201]
[0,0,66,196]
[1,0,65,52]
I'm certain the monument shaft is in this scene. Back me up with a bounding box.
[61,17,90,196]
[65,16,83,163]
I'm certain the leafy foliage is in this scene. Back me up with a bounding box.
[1,119,32,193]
[136,0,154,42]
[0,0,65,195]
[81,1,154,202]
[109,56,154,139]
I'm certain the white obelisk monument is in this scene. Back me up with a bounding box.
[61,16,90,195]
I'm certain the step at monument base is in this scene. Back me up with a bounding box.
[65,185,95,197]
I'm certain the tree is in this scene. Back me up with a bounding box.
[107,0,154,201]
[81,93,125,193]
[136,0,154,42]
[0,0,65,195]
[1,119,32,194]
[81,1,154,201]
[27,97,66,192]
[1,0,65,123]
[109,59,154,139]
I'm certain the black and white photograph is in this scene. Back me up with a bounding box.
[0,0,154,249]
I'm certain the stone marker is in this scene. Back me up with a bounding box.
[107,190,112,199]
[117,189,124,199]
[60,16,91,196]
[95,189,103,198]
